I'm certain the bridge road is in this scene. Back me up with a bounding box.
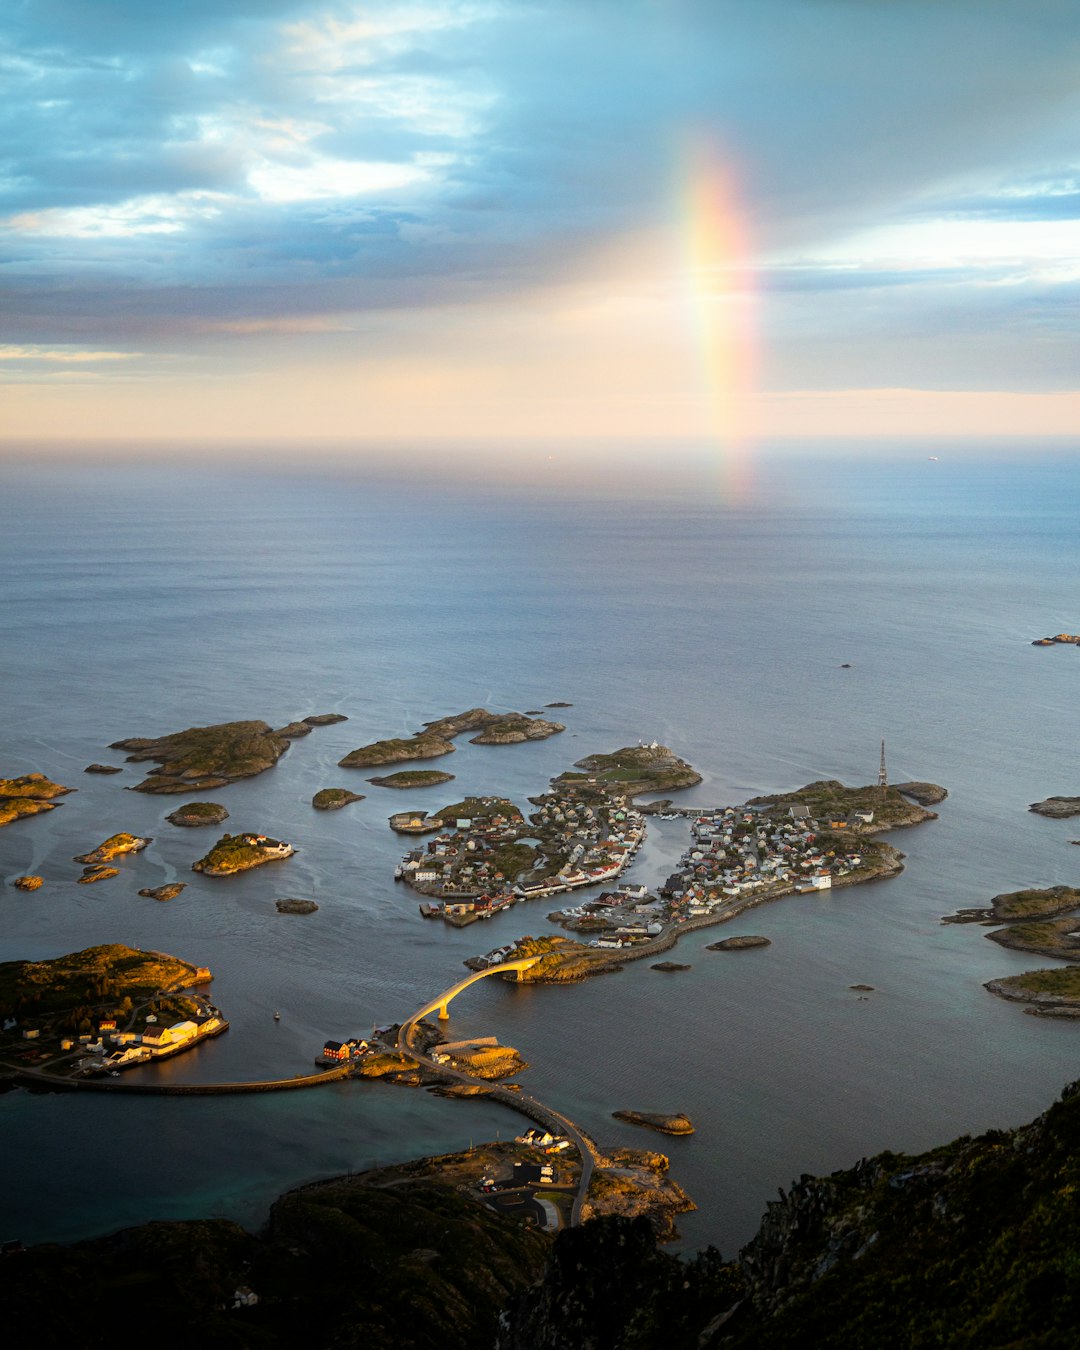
[396,958,604,1226]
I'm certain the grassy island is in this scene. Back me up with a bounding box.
[469,715,564,744]
[344,707,567,770]
[985,966,1080,1014]
[192,832,295,876]
[312,787,365,809]
[553,745,701,796]
[0,773,73,827]
[944,885,1080,925]
[368,769,456,789]
[338,734,455,769]
[110,720,290,793]
[166,801,229,827]
[0,944,209,1030]
[747,780,939,832]
[988,917,1080,961]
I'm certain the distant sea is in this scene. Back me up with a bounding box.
[3,443,1080,1257]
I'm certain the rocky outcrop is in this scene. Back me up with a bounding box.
[273,721,313,738]
[651,961,690,972]
[78,866,120,884]
[166,802,229,827]
[74,833,151,864]
[984,968,1080,1012]
[139,883,186,902]
[83,763,122,774]
[275,898,319,915]
[470,716,565,744]
[110,720,290,793]
[893,781,948,805]
[709,935,771,950]
[612,1110,695,1135]
[0,774,74,827]
[987,917,1080,960]
[582,1150,697,1241]
[367,770,455,789]
[12,875,43,891]
[1029,796,1080,818]
[338,734,455,768]
[942,885,1080,925]
[302,713,349,725]
[311,788,364,809]
[1032,633,1080,646]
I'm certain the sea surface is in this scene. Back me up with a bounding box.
[2,443,1080,1256]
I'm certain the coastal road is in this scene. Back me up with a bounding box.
[396,961,606,1226]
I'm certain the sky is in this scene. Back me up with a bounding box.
[3,0,1080,452]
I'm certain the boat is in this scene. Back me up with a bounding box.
[273,1011,281,1021]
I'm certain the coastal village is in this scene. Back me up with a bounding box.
[394,792,646,924]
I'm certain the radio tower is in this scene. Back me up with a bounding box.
[878,739,888,793]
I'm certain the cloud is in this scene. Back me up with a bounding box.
[2,0,1080,420]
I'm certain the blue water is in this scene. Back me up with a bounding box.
[2,444,1080,1255]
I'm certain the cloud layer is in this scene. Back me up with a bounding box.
[3,0,1080,439]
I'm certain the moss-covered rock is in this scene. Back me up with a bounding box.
[312,787,364,809]
[166,801,229,827]
[338,735,455,768]
[74,832,151,863]
[0,773,74,827]
[368,770,456,789]
[110,720,290,793]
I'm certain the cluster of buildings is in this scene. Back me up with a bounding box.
[659,804,871,919]
[398,792,646,925]
[320,1036,375,1064]
[70,1008,227,1075]
[549,883,667,949]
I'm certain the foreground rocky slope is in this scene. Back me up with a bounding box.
[8,1081,1080,1347]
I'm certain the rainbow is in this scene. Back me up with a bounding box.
[675,137,758,496]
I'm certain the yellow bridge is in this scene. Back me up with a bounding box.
[398,957,544,1051]
[409,956,543,1024]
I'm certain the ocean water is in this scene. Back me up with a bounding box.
[2,444,1080,1256]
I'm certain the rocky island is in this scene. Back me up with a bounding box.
[74,833,151,864]
[709,935,771,950]
[0,773,74,827]
[12,875,44,891]
[192,833,295,876]
[942,885,1080,925]
[276,898,319,915]
[1031,632,1080,646]
[83,763,122,775]
[111,719,292,793]
[612,1110,695,1136]
[166,801,229,827]
[746,779,941,832]
[0,943,215,1077]
[984,968,1080,1017]
[1029,796,1080,818]
[341,707,566,771]
[338,733,455,768]
[139,884,186,902]
[311,787,364,809]
[553,744,701,796]
[78,866,120,884]
[469,714,564,744]
[367,769,455,789]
